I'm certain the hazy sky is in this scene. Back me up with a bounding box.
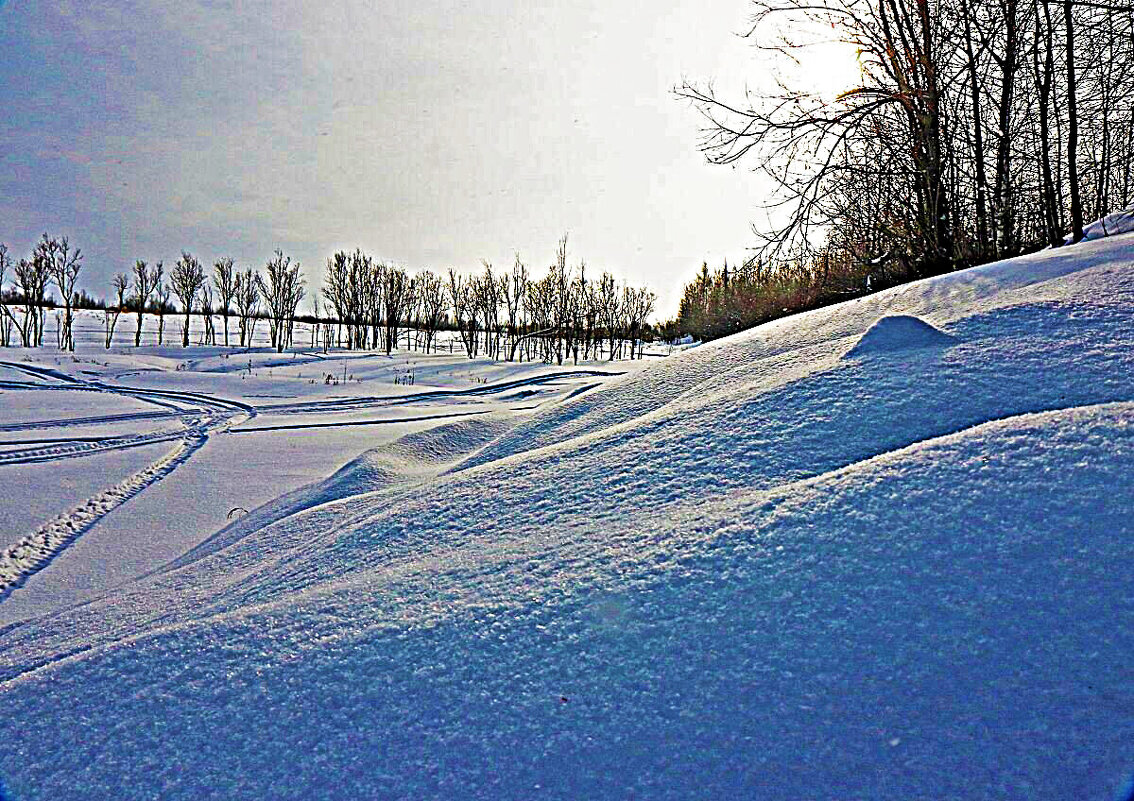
[0,0,852,316]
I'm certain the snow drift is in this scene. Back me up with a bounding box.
[1,234,1133,799]
[843,314,955,357]
[1067,200,1134,244]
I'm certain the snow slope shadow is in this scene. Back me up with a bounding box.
[456,237,1134,473]
[451,298,1132,508]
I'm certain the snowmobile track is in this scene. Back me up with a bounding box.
[0,409,183,433]
[0,428,196,467]
[0,432,206,602]
[0,364,256,602]
[257,369,621,416]
[228,409,491,433]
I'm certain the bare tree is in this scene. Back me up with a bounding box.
[260,250,304,353]
[1033,0,1063,247]
[447,269,479,358]
[323,250,372,349]
[473,262,502,359]
[14,254,49,347]
[622,286,657,359]
[383,266,411,355]
[567,263,589,363]
[364,259,386,350]
[199,285,217,345]
[1063,0,1084,242]
[171,252,206,347]
[310,291,322,349]
[103,273,130,348]
[132,260,161,347]
[550,235,570,364]
[675,0,1134,301]
[234,268,261,348]
[415,269,447,352]
[35,234,83,351]
[594,271,618,360]
[503,254,529,361]
[155,278,171,346]
[310,238,655,363]
[323,251,350,349]
[213,257,236,347]
[0,244,15,347]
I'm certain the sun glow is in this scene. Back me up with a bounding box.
[787,39,863,102]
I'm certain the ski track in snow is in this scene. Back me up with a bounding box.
[0,361,253,601]
[0,434,205,601]
[0,362,614,604]
[255,369,622,415]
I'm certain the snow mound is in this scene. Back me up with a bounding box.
[1068,201,1134,243]
[1,236,1134,799]
[457,236,1129,472]
[844,314,955,358]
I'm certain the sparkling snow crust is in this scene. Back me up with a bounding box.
[1,234,1133,799]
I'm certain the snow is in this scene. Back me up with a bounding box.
[0,387,157,424]
[0,443,170,551]
[0,343,618,620]
[843,314,955,357]
[1068,200,1134,243]
[0,233,1133,799]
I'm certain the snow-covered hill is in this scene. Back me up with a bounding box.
[1,235,1133,799]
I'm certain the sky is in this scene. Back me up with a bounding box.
[0,0,857,318]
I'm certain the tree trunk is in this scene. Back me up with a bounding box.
[961,0,991,255]
[1035,0,1063,247]
[1063,0,1084,242]
[994,0,1018,256]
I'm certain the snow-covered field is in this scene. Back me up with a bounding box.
[1,234,1133,799]
[0,336,625,620]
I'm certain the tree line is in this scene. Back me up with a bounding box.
[664,257,853,342]
[0,234,83,350]
[321,235,656,363]
[672,0,1133,340]
[0,233,657,362]
[0,239,305,353]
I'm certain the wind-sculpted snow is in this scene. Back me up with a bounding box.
[0,235,1133,799]
[458,232,1134,471]
[163,415,515,572]
[0,350,607,620]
